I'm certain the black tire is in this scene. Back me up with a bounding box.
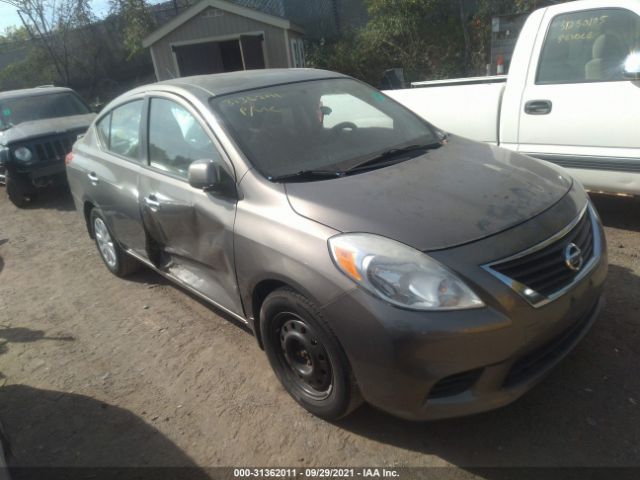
[6,170,35,208]
[260,288,363,419]
[90,208,140,277]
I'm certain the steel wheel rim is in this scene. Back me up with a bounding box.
[94,217,117,269]
[274,312,333,400]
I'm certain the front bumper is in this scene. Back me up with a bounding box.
[321,195,608,420]
[14,161,66,178]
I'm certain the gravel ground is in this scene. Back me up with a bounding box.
[0,187,639,475]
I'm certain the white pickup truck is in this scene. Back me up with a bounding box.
[386,0,640,196]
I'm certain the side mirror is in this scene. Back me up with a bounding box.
[188,158,224,190]
[623,52,640,80]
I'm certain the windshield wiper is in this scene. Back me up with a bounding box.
[269,169,345,183]
[0,123,13,132]
[345,142,442,173]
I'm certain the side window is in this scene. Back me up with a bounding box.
[320,94,393,129]
[537,9,640,84]
[106,100,143,160]
[96,114,111,149]
[148,98,221,179]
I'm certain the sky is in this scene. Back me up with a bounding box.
[0,0,162,33]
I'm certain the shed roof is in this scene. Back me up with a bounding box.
[143,0,304,48]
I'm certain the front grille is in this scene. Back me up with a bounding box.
[33,137,74,162]
[428,368,483,399]
[503,301,598,388]
[489,208,594,298]
[13,131,82,163]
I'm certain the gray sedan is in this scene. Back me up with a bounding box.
[66,69,607,420]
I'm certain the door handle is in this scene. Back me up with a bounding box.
[87,172,99,184]
[144,195,161,211]
[524,100,552,115]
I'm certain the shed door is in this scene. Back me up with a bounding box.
[173,42,223,76]
[240,34,266,70]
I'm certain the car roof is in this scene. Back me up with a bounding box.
[132,68,349,99]
[0,86,76,100]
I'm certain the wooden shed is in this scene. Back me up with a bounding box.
[143,0,305,81]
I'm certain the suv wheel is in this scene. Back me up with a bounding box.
[90,208,140,277]
[260,288,363,419]
[6,171,35,208]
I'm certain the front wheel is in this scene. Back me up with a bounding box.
[5,170,35,208]
[90,208,140,277]
[260,288,363,419]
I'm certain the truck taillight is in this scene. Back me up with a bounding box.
[65,152,74,165]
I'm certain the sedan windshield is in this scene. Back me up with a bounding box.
[0,92,90,130]
[210,78,438,180]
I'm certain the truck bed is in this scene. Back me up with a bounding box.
[384,78,507,144]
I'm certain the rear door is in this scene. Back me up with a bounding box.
[517,4,640,189]
[82,98,148,256]
[138,94,242,315]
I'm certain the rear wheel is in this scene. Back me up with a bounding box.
[90,208,140,277]
[6,170,35,208]
[260,288,363,419]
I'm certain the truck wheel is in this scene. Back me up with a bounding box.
[260,288,363,420]
[6,171,35,208]
[90,208,140,277]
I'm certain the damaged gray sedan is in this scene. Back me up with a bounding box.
[66,69,607,420]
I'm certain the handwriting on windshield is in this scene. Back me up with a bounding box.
[222,93,284,117]
[557,15,608,43]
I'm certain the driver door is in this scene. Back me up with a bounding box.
[138,95,242,316]
[518,5,640,168]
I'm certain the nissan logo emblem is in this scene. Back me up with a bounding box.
[564,243,583,272]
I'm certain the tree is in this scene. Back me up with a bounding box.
[0,0,96,85]
[308,0,575,86]
[109,0,156,59]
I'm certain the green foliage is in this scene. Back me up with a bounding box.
[109,0,157,59]
[0,47,56,90]
[307,0,572,86]
[0,0,155,100]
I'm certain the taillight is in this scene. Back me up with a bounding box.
[65,152,74,165]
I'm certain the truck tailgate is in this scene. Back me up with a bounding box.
[385,82,506,144]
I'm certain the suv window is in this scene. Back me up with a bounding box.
[537,9,640,84]
[148,98,220,179]
[97,100,143,161]
[0,92,90,129]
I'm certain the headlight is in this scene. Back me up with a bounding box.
[14,146,32,162]
[0,146,8,165]
[328,233,484,311]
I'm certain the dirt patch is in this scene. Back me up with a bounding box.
[0,188,638,472]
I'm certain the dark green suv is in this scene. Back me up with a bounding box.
[0,86,95,207]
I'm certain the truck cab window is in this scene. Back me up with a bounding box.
[537,8,640,84]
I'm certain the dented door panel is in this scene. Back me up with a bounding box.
[138,170,241,315]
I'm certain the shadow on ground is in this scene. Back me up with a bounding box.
[590,193,640,232]
[2,185,76,212]
[0,325,209,477]
[0,385,210,479]
[336,263,640,468]
[124,267,253,336]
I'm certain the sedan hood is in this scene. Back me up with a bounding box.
[285,136,572,251]
[0,113,95,145]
